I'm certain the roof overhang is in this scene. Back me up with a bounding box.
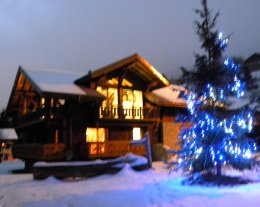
[75,53,170,88]
[146,84,187,108]
[7,66,106,113]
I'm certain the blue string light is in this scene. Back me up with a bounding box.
[176,32,257,173]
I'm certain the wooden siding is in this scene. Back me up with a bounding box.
[12,141,145,161]
[12,144,65,161]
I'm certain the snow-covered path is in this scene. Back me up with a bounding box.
[0,161,260,207]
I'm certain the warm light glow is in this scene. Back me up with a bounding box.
[97,87,118,107]
[133,127,141,140]
[55,129,59,144]
[50,98,54,107]
[97,87,118,118]
[150,65,169,86]
[133,90,143,108]
[86,128,105,142]
[106,78,133,87]
[123,89,143,119]
[89,143,105,154]
[41,98,45,107]
[86,128,106,155]
[59,99,65,105]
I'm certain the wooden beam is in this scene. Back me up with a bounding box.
[13,90,37,97]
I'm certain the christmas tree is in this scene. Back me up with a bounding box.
[175,0,257,178]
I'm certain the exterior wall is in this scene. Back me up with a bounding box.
[108,127,132,141]
[160,107,188,150]
[71,121,86,145]
[162,122,182,150]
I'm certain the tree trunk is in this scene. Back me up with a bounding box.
[216,161,222,176]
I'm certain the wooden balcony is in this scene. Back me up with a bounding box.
[12,144,66,161]
[12,141,145,161]
[99,106,159,120]
[81,141,146,159]
[13,107,66,127]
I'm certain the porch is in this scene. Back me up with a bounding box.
[12,140,145,161]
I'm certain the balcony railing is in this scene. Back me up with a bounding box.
[14,107,66,126]
[80,141,146,159]
[12,141,145,161]
[12,144,66,161]
[99,106,159,120]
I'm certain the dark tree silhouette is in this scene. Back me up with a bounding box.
[0,109,9,127]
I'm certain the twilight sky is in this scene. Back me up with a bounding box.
[0,0,260,110]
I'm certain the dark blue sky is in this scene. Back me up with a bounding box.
[1,0,260,110]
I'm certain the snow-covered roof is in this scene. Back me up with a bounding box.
[227,97,251,110]
[0,128,18,140]
[227,69,260,111]
[146,84,186,107]
[252,70,260,79]
[251,70,260,90]
[19,65,105,99]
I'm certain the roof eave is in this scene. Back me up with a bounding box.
[41,91,106,102]
[6,66,43,114]
[74,53,170,87]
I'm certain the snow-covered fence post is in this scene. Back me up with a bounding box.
[130,132,152,169]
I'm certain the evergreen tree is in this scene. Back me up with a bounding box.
[180,0,227,94]
[175,0,257,179]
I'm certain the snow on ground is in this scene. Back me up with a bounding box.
[1,160,260,207]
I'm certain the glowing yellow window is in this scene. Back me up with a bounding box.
[133,127,141,140]
[133,91,143,108]
[123,90,143,119]
[86,128,105,155]
[97,87,118,118]
[86,128,105,142]
[89,143,105,155]
[40,98,45,108]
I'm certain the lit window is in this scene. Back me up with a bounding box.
[86,128,105,142]
[133,127,141,140]
[106,78,133,87]
[97,87,118,118]
[89,143,105,155]
[133,90,143,108]
[58,99,65,106]
[123,90,143,119]
[86,128,106,155]
[96,87,118,107]
[41,98,45,108]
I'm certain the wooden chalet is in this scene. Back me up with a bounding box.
[0,128,18,161]
[6,54,186,168]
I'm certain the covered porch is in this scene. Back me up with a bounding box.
[12,140,145,161]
